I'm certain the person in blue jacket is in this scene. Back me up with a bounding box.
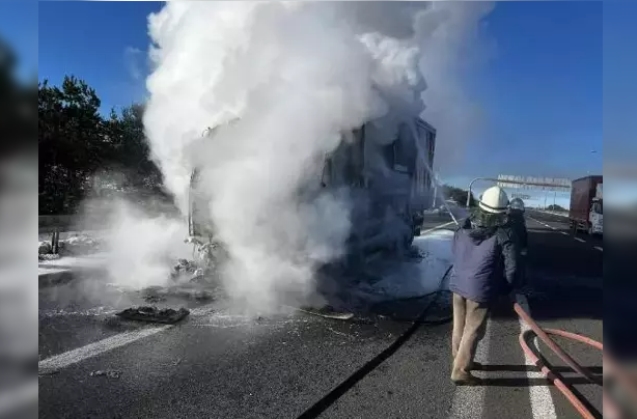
[449,186,521,385]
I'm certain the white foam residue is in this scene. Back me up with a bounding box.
[364,229,454,299]
[38,253,109,269]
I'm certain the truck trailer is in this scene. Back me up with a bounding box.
[320,117,437,264]
[187,116,437,275]
[569,175,603,236]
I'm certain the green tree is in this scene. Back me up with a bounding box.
[38,76,108,214]
[547,204,566,212]
[38,74,171,214]
[102,103,164,193]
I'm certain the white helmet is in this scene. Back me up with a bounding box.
[478,186,509,214]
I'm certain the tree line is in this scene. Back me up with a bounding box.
[38,75,165,215]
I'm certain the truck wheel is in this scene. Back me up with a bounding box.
[570,221,577,235]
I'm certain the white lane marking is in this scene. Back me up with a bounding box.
[421,220,457,235]
[516,294,557,419]
[39,325,172,373]
[38,303,254,374]
[529,217,564,232]
[447,315,492,418]
[530,217,603,251]
[528,217,549,229]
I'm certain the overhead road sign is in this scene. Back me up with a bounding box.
[511,193,531,200]
[496,175,571,191]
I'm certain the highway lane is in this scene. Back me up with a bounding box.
[527,210,637,361]
[40,302,417,419]
[38,212,602,419]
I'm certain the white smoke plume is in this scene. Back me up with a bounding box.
[142,2,493,313]
[101,199,190,291]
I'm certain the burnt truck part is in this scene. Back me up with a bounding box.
[320,117,436,274]
[187,116,436,277]
[569,175,603,236]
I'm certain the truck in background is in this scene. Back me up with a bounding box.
[569,175,603,236]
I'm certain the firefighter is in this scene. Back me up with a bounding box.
[508,197,528,253]
[448,186,521,385]
[507,197,529,295]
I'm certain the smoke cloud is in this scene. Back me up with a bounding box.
[101,199,190,291]
[142,2,493,313]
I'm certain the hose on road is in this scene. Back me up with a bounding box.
[294,266,452,419]
[513,302,637,419]
[380,293,619,418]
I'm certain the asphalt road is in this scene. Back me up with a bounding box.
[38,211,603,419]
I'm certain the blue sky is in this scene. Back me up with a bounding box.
[3,1,635,207]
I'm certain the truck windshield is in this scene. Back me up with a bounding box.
[592,201,603,214]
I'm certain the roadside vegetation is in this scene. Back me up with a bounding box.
[39,75,166,215]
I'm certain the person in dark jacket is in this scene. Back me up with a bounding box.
[508,197,528,287]
[449,186,520,385]
[508,197,528,252]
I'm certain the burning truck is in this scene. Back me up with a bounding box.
[186,115,437,283]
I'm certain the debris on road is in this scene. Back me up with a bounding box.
[296,305,355,320]
[115,306,190,324]
[90,370,122,379]
[141,284,215,303]
[141,286,168,303]
[39,253,61,261]
[39,241,53,255]
[169,358,182,366]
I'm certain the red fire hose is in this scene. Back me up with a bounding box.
[513,302,636,419]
